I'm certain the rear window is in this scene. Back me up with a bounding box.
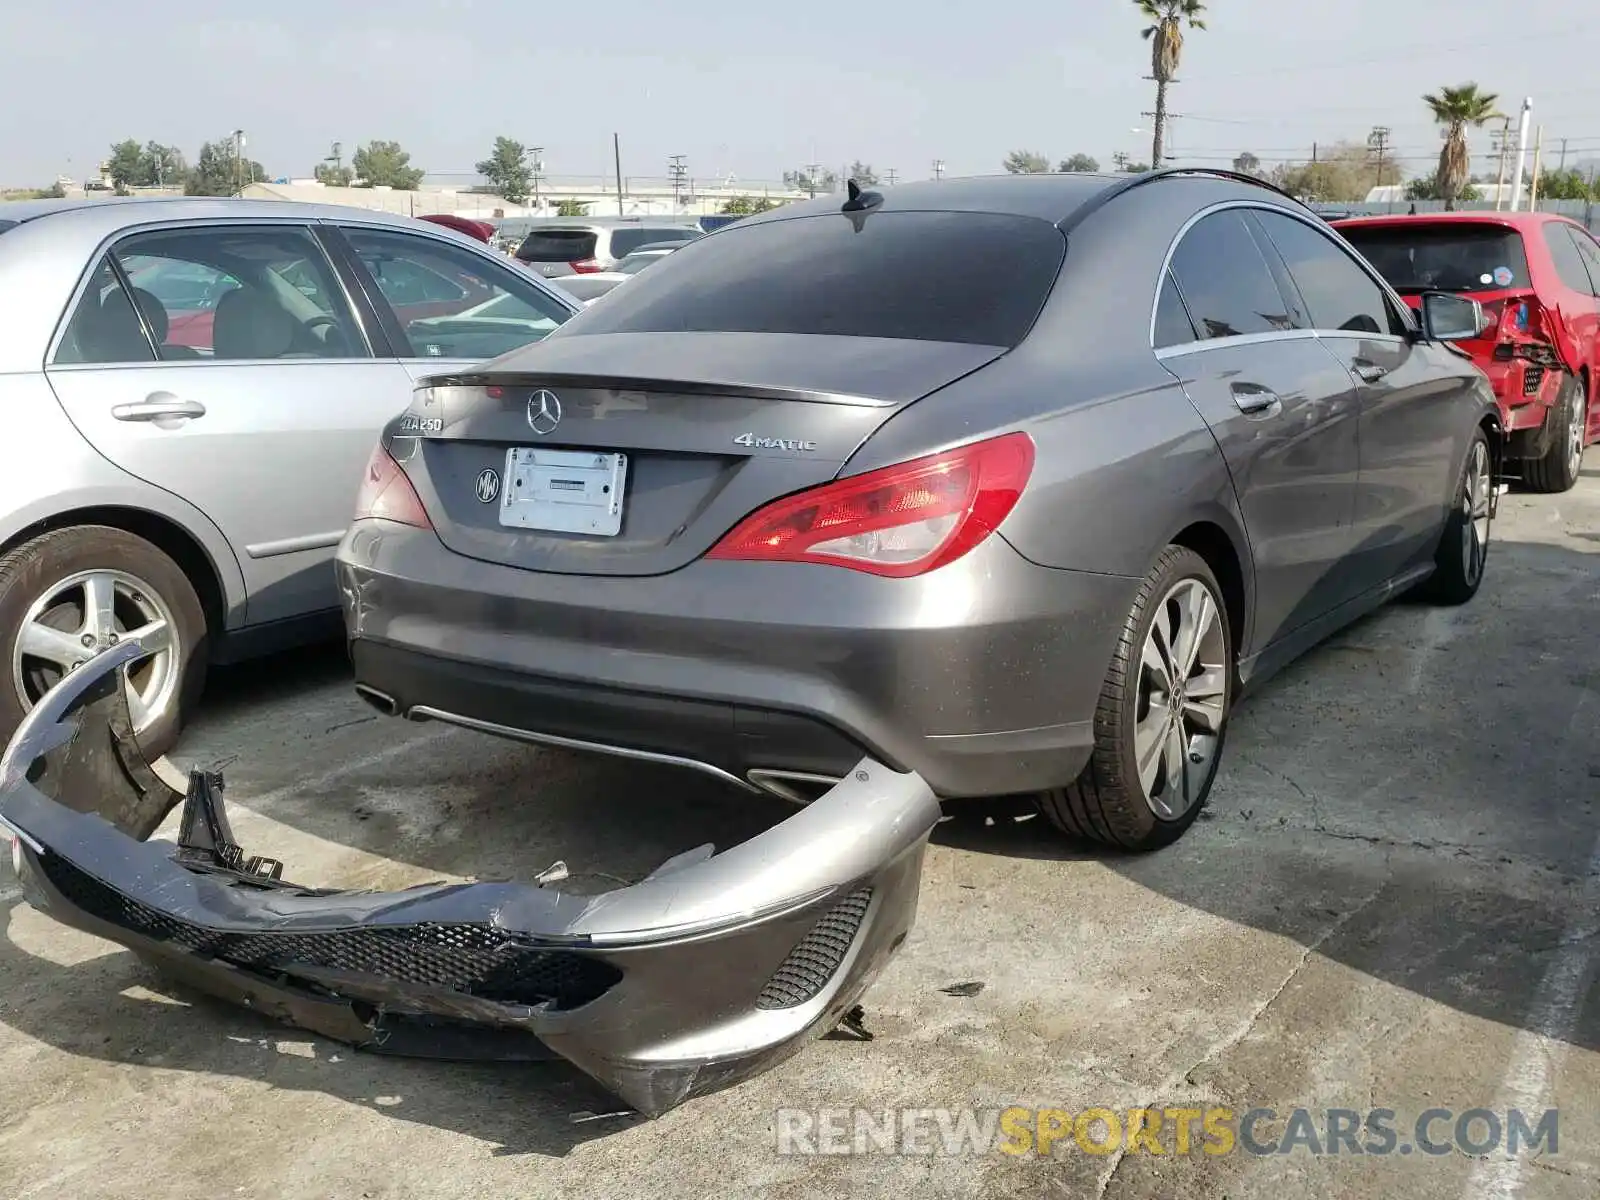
[1338,222,1530,293]
[515,229,599,263]
[557,210,1066,347]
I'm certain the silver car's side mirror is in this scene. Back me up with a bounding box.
[1420,291,1490,342]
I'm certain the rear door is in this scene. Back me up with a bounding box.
[1251,207,1461,585]
[328,222,578,383]
[45,220,403,625]
[1158,207,1365,649]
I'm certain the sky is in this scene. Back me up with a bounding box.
[4,0,1598,188]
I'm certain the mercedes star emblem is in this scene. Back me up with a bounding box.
[475,467,500,504]
[527,389,562,436]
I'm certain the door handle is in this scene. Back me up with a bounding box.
[111,394,207,423]
[1231,382,1283,417]
[1352,361,1389,383]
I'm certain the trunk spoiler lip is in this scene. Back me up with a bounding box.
[0,641,941,1116]
[415,371,896,409]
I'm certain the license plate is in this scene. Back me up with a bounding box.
[499,447,627,536]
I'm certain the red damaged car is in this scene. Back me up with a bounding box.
[1334,211,1600,492]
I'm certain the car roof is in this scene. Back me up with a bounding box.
[730,169,1303,229]
[0,194,485,237]
[1331,210,1575,232]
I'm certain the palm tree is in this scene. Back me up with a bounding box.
[1423,83,1501,210]
[1137,0,1207,170]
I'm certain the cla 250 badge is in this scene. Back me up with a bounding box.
[398,414,444,435]
[733,433,817,452]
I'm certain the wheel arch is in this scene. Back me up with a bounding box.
[1168,519,1250,662]
[0,507,230,639]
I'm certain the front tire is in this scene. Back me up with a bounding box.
[1039,545,1233,851]
[0,526,208,757]
[1523,372,1585,494]
[1418,427,1493,606]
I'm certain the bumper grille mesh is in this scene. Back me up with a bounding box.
[757,887,872,1010]
[1524,366,1546,397]
[39,854,620,1010]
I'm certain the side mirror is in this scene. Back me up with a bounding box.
[1420,291,1490,342]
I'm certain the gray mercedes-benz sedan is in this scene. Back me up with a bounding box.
[337,168,1502,851]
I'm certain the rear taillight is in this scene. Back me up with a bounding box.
[353,443,433,529]
[570,258,603,273]
[707,432,1035,578]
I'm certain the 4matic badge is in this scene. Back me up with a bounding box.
[733,433,818,452]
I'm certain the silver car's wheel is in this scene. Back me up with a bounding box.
[0,525,208,757]
[12,569,180,737]
[1039,544,1234,851]
[1420,426,1493,606]
[1134,578,1228,821]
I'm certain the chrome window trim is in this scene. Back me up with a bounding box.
[45,216,378,368]
[1149,199,1421,353]
[1155,328,1319,361]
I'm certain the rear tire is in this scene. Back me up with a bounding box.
[0,526,208,757]
[1523,372,1585,494]
[1038,545,1233,851]
[1418,427,1492,606]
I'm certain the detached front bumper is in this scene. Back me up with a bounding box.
[0,642,940,1117]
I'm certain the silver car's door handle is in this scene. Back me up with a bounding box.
[1352,361,1389,383]
[111,395,207,423]
[1231,383,1283,417]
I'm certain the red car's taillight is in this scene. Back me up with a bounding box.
[353,443,432,529]
[707,432,1035,578]
[570,258,603,273]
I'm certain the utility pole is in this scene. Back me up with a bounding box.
[1509,96,1534,211]
[613,133,624,215]
[1367,126,1392,207]
[232,129,245,194]
[668,155,687,206]
[1558,137,1569,175]
[1530,125,1545,210]
[932,159,945,182]
[1493,116,1512,210]
[530,145,544,210]
[805,161,823,197]
[1113,151,1131,172]
[885,168,898,186]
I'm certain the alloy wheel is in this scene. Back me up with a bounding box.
[11,569,180,736]
[1462,438,1493,587]
[1134,578,1228,821]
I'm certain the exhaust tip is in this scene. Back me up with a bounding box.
[354,684,397,716]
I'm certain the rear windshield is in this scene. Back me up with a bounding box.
[1338,223,1530,293]
[557,210,1066,347]
[515,229,599,263]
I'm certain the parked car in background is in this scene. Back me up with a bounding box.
[1333,211,1600,492]
[417,214,496,244]
[337,169,1500,852]
[548,242,689,304]
[512,218,703,278]
[0,196,580,755]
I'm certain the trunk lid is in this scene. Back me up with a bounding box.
[393,330,1005,577]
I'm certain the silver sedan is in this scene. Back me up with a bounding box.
[0,196,580,754]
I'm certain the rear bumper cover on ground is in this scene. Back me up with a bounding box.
[0,641,941,1117]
